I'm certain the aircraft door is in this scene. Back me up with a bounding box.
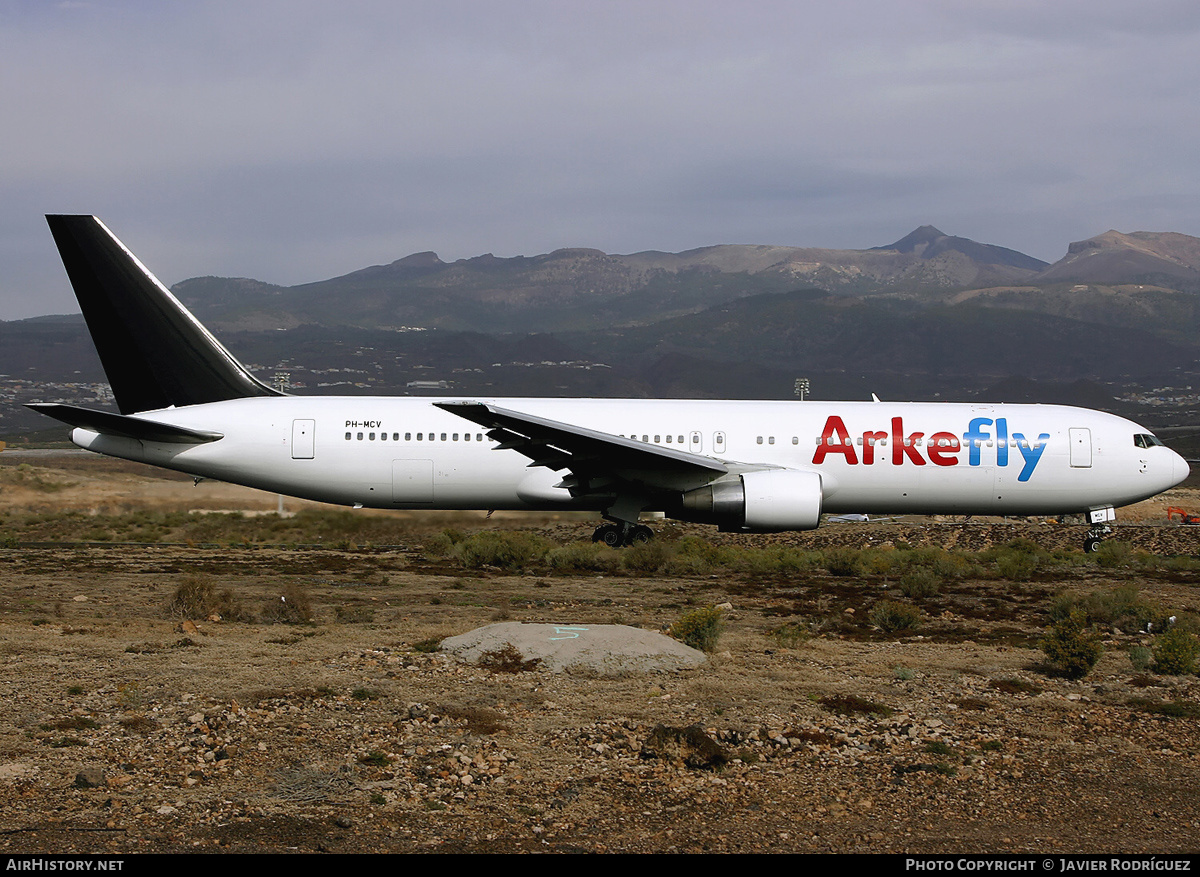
[291,419,315,459]
[1069,428,1092,468]
[690,431,703,453]
[713,432,726,454]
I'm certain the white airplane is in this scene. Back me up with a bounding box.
[29,216,1189,552]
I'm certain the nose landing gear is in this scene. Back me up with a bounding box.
[1083,526,1111,553]
[1081,506,1116,552]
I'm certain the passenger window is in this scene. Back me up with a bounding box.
[345,432,351,440]
[405,432,411,441]
[357,432,363,440]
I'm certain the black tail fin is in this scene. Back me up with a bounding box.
[46,215,282,414]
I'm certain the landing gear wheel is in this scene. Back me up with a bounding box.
[1082,522,1112,553]
[593,523,624,547]
[628,524,653,546]
[592,522,653,547]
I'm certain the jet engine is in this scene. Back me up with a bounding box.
[678,469,823,532]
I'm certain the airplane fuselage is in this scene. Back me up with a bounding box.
[67,396,1187,521]
[35,215,1190,545]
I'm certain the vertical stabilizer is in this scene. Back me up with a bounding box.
[46,215,282,413]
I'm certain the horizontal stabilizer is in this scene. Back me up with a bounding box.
[26,403,224,444]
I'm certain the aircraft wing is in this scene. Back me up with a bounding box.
[435,400,728,496]
[26,403,224,444]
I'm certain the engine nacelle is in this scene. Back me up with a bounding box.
[679,468,823,532]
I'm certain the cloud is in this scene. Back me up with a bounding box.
[3,0,1200,318]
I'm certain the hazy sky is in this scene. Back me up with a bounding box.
[3,0,1200,319]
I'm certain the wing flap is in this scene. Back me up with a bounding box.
[435,400,727,496]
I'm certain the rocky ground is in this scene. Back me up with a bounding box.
[0,453,1199,854]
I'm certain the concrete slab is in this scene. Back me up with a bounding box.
[440,621,706,675]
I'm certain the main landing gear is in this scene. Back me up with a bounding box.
[592,522,654,548]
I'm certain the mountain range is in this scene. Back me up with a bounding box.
[168,224,1200,334]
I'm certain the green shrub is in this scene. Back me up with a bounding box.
[869,600,920,633]
[930,550,976,580]
[1052,586,1169,635]
[620,539,673,575]
[986,538,1042,581]
[1093,540,1132,569]
[663,552,715,577]
[1151,628,1200,676]
[545,542,621,574]
[450,531,551,571]
[856,548,900,577]
[1129,645,1153,672]
[670,606,725,652]
[899,566,941,598]
[823,548,862,577]
[995,550,1038,581]
[1039,609,1102,679]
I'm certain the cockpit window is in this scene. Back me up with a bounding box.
[1134,433,1165,448]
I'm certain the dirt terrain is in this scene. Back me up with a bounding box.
[1,452,1200,854]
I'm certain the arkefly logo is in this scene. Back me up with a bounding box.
[812,416,1051,482]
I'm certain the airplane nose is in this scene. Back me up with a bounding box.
[1176,451,1191,486]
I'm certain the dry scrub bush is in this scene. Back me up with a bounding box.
[899,566,941,598]
[670,606,724,652]
[545,542,622,574]
[1152,628,1200,676]
[259,583,315,624]
[1039,609,1102,679]
[450,531,552,571]
[869,599,920,633]
[165,574,245,621]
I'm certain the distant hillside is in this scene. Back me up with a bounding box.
[562,289,1188,385]
[1035,230,1200,289]
[171,225,1058,334]
[874,225,1049,272]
